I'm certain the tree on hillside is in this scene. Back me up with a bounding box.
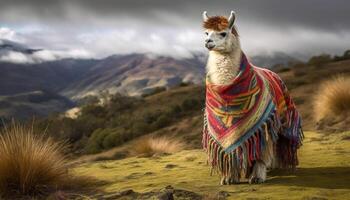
[308,54,332,66]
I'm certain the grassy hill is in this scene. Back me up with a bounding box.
[36,84,205,155]
[74,131,350,199]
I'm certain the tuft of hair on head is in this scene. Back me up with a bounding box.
[203,16,228,31]
[203,15,239,36]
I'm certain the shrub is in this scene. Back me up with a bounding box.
[313,75,350,121]
[85,128,128,154]
[308,54,332,66]
[130,121,151,136]
[76,95,100,106]
[0,123,68,196]
[169,105,182,115]
[154,114,171,129]
[292,62,309,76]
[131,136,185,157]
[333,50,350,61]
[107,94,139,113]
[80,104,107,118]
[102,132,123,149]
[181,98,200,111]
[143,111,161,124]
[85,128,110,154]
[74,115,105,138]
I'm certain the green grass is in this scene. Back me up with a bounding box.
[74,131,350,199]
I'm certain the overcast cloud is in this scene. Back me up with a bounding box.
[0,0,349,61]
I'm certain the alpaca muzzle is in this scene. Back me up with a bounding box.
[205,42,215,50]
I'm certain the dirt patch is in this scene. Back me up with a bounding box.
[184,156,197,162]
[144,172,155,176]
[165,164,178,169]
[124,172,143,179]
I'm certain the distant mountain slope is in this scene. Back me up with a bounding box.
[0,90,75,120]
[61,54,205,98]
[0,59,99,96]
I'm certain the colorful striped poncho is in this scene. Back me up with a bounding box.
[202,53,303,177]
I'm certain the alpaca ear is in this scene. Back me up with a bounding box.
[228,11,236,29]
[202,11,209,21]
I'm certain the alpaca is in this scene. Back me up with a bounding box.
[202,11,303,185]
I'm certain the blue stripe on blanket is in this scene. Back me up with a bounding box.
[224,99,276,153]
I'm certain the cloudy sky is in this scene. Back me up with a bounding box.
[0,0,349,62]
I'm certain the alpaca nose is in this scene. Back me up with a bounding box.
[205,39,215,50]
[205,43,215,50]
[205,39,213,43]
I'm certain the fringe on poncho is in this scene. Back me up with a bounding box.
[202,53,304,178]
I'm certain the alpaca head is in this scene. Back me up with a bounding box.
[202,11,240,53]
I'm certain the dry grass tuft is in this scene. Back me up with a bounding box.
[314,75,350,121]
[132,136,185,157]
[0,122,89,198]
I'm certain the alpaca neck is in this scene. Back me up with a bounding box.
[206,49,242,85]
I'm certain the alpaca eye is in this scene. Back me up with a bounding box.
[220,32,227,37]
[205,32,209,35]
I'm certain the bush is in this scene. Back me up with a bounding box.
[102,132,123,149]
[85,128,109,154]
[85,128,128,154]
[313,75,350,121]
[333,50,350,61]
[0,123,69,196]
[308,54,332,66]
[292,62,309,76]
[130,121,151,136]
[154,114,171,129]
[76,95,100,106]
[181,98,200,111]
[107,94,140,113]
[80,104,106,118]
[74,115,105,138]
[169,105,182,115]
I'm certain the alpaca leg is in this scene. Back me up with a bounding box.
[249,134,275,184]
[249,161,266,184]
[220,167,240,185]
[228,173,240,184]
[220,176,228,185]
[261,134,275,168]
[220,173,240,185]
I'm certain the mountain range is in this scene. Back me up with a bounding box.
[0,39,298,120]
